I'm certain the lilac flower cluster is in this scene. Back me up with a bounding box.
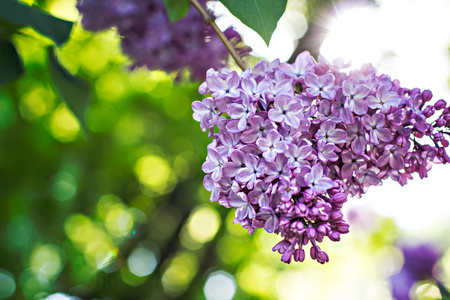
[192,51,450,264]
[390,244,442,300]
[77,0,246,79]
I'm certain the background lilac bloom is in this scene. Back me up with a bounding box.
[268,94,304,128]
[390,244,442,300]
[78,0,245,80]
[362,113,393,144]
[305,73,336,99]
[256,130,287,162]
[366,85,401,110]
[315,120,347,144]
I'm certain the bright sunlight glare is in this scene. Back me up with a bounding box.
[321,0,450,232]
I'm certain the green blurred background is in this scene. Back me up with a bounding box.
[1,0,450,299]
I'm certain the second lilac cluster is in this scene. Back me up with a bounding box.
[77,0,246,79]
[192,51,450,264]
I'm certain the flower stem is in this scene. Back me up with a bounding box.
[189,0,247,71]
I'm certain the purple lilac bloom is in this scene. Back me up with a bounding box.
[315,120,347,144]
[268,94,304,128]
[256,130,287,162]
[390,243,442,300]
[77,0,248,80]
[305,73,336,99]
[361,113,393,144]
[366,85,401,111]
[342,80,370,115]
[240,115,275,143]
[194,51,450,264]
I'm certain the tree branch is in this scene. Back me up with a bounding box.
[189,0,247,71]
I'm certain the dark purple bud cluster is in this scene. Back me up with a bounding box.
[77,0,247,79]
[192,51,450,264]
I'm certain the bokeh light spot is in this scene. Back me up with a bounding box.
[19,86,55,120]
[0,269,16,299]
[51,171,77,202]
[237,263,276,297]
[45,292,81,300]
[47,0,79,21]
[96,194,122,221]
[186,205,221,244]
[134,155,175,194]
[64,214,115,266]
[414,281,441,299]
[161,252,198,296]
[204,271,237,300]
[104,204,134,238]
[30,245,65,279]
[94,247,118,272]
[49,104,80,142]
[127,246,158,277]
[19,269,51,300]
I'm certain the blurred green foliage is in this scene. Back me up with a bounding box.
[1,1,449,300]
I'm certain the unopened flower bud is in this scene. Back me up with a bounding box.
[328,231,341,241]
[434,99,447,110]
[422,90,433,102]
[435,118,446,127]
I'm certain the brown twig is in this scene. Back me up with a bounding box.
[189,0,247,71]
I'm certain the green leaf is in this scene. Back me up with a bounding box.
[0,38,25,86]
[0,0,73,45]
[437,281,450,300]
[219,0,287,45]
[47,47,91,131]
[163,0,190,22]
